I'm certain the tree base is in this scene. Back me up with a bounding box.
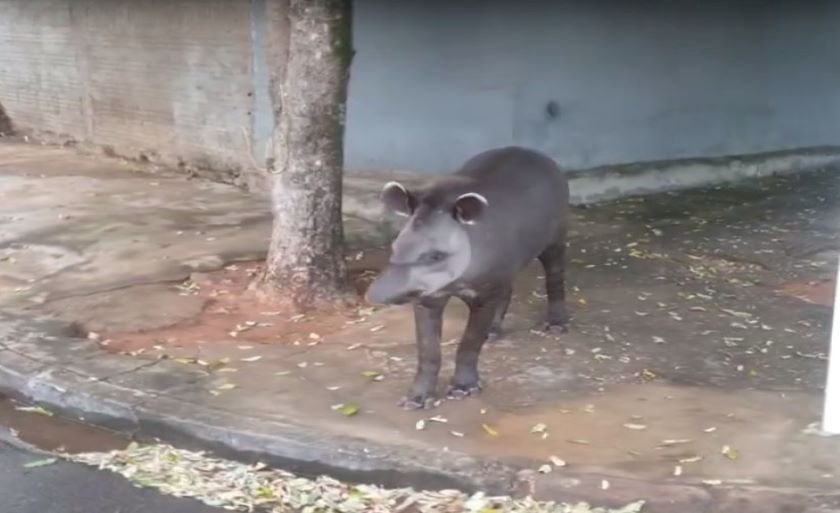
[247,271,360,315]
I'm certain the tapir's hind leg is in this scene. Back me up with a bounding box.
[487,286,512,341]
[538,233,569,332]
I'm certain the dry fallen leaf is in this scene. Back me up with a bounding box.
[640,368,658,381]
[623,423,647,431]
[679,455,703,464]
[15,405,54,417]
[660,439,693,446]
[530,423,548,434]
[568,439,591,445]
[481,424,499,437]
[361,371,384,381]
[24,458,58,469]
[549,455,567,467]
[336,404,360,417]
[721,445,740,460]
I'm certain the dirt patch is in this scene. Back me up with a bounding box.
[776,278,836,307]
[42,284,209,334]
[95,258,384,355]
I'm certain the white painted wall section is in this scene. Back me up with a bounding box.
[822,256,840,434]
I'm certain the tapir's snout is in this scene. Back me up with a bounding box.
[366,264,416,305]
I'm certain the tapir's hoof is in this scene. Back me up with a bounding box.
[487,328,503,342]
[545,322,569,334]
[445,382,482,400]
[398,395,438,410]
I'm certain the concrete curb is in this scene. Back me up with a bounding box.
[1,312,838,513]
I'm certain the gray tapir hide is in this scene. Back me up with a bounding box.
[368,146,570,409]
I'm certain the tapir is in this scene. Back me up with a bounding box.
[366,146,569,409]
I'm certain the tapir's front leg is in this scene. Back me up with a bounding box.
[400,296,449,410]
[447,293,501,399]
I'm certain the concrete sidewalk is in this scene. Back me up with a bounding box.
[1,140,840,512]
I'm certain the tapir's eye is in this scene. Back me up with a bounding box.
[420,251,447,265]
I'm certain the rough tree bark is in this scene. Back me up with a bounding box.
[259,0,354,311]
[0,102,12,135]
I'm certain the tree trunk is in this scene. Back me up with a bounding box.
[0,102,12,135]
[260,0,353,311]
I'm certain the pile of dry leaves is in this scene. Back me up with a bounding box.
[66,443,645,513]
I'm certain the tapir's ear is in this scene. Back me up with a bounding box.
[381,181,416,217]
[453,192,488,225]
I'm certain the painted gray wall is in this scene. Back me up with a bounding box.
[1,0,838,180]
[345,0,840,174]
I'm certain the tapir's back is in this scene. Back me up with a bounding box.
[454,146,569,279]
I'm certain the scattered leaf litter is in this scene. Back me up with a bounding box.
[66,443,646,513]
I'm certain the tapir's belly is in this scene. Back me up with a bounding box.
[465,177,566,283]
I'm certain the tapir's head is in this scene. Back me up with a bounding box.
[366,181,488,305]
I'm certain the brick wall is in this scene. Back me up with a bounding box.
[0,0,268,187]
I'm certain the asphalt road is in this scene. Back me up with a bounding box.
[0,437,226,513]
